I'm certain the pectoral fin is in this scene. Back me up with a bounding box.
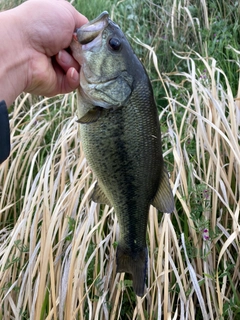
[92,182,112,206]
[152,168,174,213]
[77,107,102,124]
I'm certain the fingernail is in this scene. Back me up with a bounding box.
[70,68,79,82]
[58,50,71,64]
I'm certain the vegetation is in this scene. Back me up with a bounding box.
[0,0,239,319]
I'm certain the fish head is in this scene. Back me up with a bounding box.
[70,11,140,110]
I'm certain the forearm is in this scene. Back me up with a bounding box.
[0,9,28,107]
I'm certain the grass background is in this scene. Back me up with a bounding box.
[0,0,240,319]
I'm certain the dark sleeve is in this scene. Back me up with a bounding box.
[0,100,10,164]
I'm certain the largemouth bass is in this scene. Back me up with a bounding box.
[70,11,174,297]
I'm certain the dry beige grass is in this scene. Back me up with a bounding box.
[0,0,240,316]
[0,47,239,319]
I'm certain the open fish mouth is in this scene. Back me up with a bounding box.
[73,11,109,51]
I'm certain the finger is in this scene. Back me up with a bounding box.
[61,1,89,28]
[66,67,80,90]
[54,66,80,95]
[56,50,80,73]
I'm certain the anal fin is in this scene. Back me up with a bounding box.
[152,167,174,213]
[92,181,112,206]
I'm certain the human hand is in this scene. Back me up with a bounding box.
[0,0,88,106]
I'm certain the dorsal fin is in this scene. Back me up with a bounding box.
[151,168,174,213]
[92,181,112,206]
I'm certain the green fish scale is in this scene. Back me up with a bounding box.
[80,80,163,253]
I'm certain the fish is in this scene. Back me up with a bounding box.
[70,11,174,297]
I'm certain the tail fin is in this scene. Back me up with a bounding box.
[116,245,147,297]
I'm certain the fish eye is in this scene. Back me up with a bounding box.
[108,37,121,51]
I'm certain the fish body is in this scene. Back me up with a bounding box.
[70,12,174,297]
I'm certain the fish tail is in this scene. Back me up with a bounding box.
[116,245,147,297]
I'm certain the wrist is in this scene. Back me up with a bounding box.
[0,9,29,107]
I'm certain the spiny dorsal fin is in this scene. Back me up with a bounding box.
[152,168,174,213]
[92,181,112,206]
[77,107,102,124]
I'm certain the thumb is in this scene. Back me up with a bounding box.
[64,67,80,92]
